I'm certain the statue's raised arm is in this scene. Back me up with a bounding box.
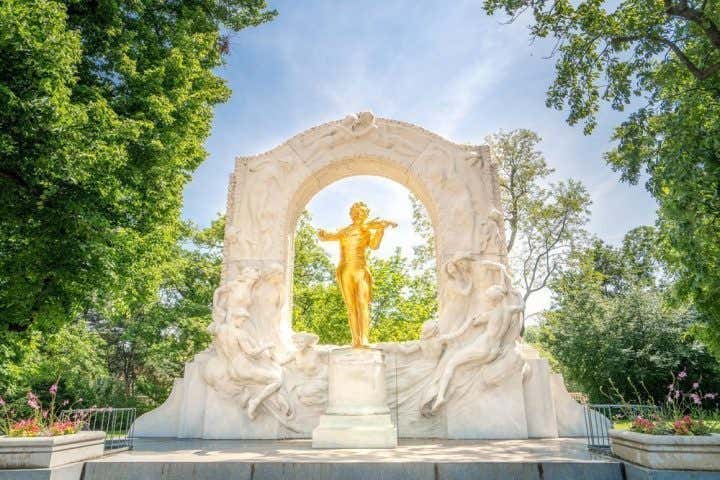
[366,217,397,250]
[317,228,341,241]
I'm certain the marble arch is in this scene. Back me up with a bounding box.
[223,112,504,341]
[133,112,606,440]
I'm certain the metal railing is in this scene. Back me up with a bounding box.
[62,407,136,451]
[583,404,657,451]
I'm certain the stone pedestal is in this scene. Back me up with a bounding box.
[0,431,105,469]
[312,347,397,448]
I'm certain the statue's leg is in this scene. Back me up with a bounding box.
[248,381,282,419]
[355,268,372,346]
[433,348,490,412]
[338,267,359,346]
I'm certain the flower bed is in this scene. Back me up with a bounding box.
[0,430,105,469]
[608,368,720,470]
[0,383,106,469]
[1,383,86,437]
[609,429,720,470]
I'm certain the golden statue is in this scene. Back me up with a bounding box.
[318,202,397,348]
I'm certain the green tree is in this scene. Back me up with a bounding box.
[292,212,349,344]
[0,0,275,333]
[487,129,591,325]
[0,217,223,410]
[0,321,114,411]
[91,218,223,406]
[538,230,720,402]
[481,0,720,357]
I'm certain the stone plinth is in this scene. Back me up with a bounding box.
[0,431,105,469]
[312,348,397,448]
[610,429,720,471]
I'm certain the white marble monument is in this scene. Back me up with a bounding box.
[132,112,607,441]
[312,348,397,448]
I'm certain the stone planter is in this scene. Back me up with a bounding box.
[0,431,105,469]
[609,429,720,471]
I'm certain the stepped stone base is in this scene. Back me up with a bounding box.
[312,414,397,449]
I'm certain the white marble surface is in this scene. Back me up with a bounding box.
[522,357,560,438]
[313,348,397,448]
[0,431,105,469]
[610,430,720,471]
[550,373,609,437]
[90,437,612,463]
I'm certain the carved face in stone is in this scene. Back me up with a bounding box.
[483,285,506,306]
[231,310,250,327]
[489,208,503,224]
[349,202,369,224]
[420,319,439,340]
[357,111,374,127]
[292,332,319,350]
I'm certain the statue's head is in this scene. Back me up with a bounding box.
[232,308,250,326]
[349,201,370,224]
[420,319,439,340]
[292,331,319,350]
[484,284,506,305]
[238,266,260,282]
[489,208,503,223]
[357,111,374,126]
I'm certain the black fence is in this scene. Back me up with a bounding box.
[583,404,657,451]
[62,407,136,451]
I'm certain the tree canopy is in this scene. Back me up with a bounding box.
[481,0,720,357]
[0,0,275,333]
[536,228,720,403]
[487,129,591,325]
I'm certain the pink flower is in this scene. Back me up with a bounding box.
[0,396,5,406]
[704,393,717,400]
[678,370,688,379]
[62,399,69,406]
[667,384,674,390]
[674,390,681,399]
[690,393,701,405]
[26,392,40,410]
[42,410,48,418]
[693,382,700,389]
[49,384,58,395]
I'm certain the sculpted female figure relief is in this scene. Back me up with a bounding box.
[204,266,293,424]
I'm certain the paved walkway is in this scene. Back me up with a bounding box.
[82,438,625,479]
[95,437,612,464]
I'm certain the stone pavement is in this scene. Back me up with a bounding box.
[83,437,625,480]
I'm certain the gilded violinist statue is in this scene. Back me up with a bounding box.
[318,202,397,348]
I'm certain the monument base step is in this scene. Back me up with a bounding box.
[0,461,84,480]
[83,460,626,480]
[80,437,630,479]
[312,413,397,449]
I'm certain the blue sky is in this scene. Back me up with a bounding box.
[182,1,657,314]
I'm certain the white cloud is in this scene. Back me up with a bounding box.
[182,0,658,322]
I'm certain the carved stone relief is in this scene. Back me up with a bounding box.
[132,112,601,440]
